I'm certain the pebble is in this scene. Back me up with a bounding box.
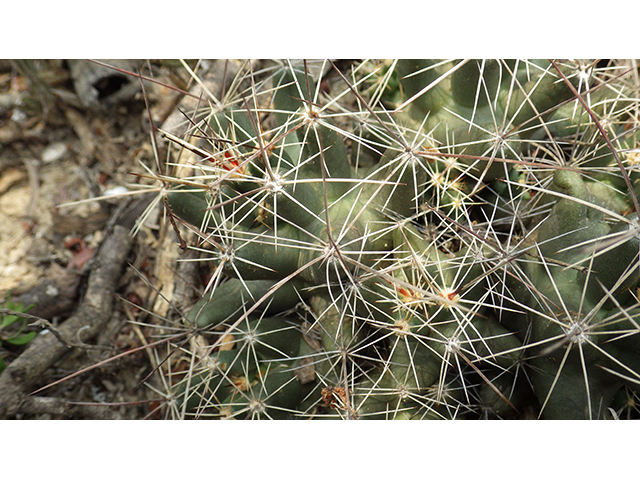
[42,142,68,163]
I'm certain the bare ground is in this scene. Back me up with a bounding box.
[0,59,234,419]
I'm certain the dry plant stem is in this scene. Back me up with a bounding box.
[12,395,122,419]
[0,224,132,418]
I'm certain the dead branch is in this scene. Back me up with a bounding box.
[0,205,138,418]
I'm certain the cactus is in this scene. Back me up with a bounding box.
[158,59,640,419]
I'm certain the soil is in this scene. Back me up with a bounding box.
[0,59,245,419]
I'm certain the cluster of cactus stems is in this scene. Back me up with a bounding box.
[157,59,640,419]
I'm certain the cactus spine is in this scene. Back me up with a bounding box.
[162,60,640,419]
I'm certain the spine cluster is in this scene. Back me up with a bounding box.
[164,60,640,419]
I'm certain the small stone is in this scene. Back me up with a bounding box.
[103,186,129,197]
[42,142,68,163]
